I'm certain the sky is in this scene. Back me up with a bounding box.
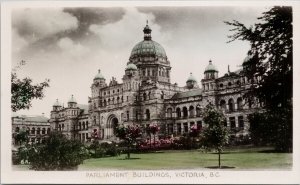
[12,6,269,118]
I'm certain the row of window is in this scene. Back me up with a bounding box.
[166,105,202,118]
[93,96,129,108]
[141,68,169,78]
[219,97,243,112]
[167,121,203,135]
[74,121,89,131]
[141,91,164,101]
[166,115,245,135]
[15,127,50,135]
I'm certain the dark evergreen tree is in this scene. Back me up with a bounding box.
[225,6,292,152]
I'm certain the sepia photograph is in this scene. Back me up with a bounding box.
[1,1,300,184]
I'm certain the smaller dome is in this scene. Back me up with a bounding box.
[94,69,105,80]
[186,73,197,82]
[204,60,218,72]
[126,63,137,70]
[53,99,61,107]
[68,95,77,103]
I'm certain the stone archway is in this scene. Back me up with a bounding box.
[106,114,119,138]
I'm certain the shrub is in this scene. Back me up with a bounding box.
[29,132,89,170]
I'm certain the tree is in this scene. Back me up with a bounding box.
[11,60,50,112]
[225,6,292,152]
[28,132,89,170]
[115,124,142,159]
[202,104,229,168]
[189,124,200,149]
[149,123,160,149]
[14,129,29,145]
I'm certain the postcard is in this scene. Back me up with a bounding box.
[1,0,300,184]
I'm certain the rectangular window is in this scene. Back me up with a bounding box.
[197,121,202,130]
[177,123,182,134]
[168,124,174,135]
[127,111,129,121]
[238,116,244,128]
[184,123,188,133]
[230,117,236,129]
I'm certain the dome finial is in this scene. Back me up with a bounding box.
[209,59,212,64]
[143,21,152,40]
[98,69,100,73]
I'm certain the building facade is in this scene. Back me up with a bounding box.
[49,23,262,142]
[12,114,50,145]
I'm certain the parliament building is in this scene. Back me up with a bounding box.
[49,24,261,142]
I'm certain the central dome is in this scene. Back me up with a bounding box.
[129,22,168,64]
[130,40,167,59]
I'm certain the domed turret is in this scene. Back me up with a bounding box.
[204,60,218,80]
[94,69,105,80]
[68,95,77,108]
[52,99,62,111]
[186,73,198,89]
[93,69,106,87]
[204,60,218,73]
[125,63,138,77]
[53,99,61,107]
[68,95,76,103]
[126,63,138,71]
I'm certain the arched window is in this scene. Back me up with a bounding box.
[103,99,107,106]
[37,127,41,135]
[86,122,89,130]
[237,97,243,110]
[148,91,151,100]
[117,97,120,103]
[26,127,30,134]
[189,106,195,117]
[42,128,46,134]
[83,122,86,130]
[15,127,20,133]
[196,105,201,117]
[143,92,147,101]
[183,107,188,118]
[108,98,111,105]
[176,107,181,118]
[145,109,150,120]
[220,100,226,110]
[219,83,223,88]
[167,108,172,118]
[228,98,235,112]
[228,82,232,87]
[47,128,50,134]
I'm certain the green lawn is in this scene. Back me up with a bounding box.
[78,147,292,170]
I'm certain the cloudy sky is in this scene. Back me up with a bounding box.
[12,6,269,117]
